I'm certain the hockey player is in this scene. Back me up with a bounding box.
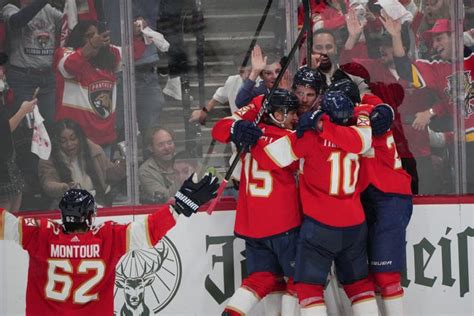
[329,76,413,315]
[212,89,302,316]
[292,66,327,115]
[0,173,218,315]
[360,102,413,316]
[255,91,379,316]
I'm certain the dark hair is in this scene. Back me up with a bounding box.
[51,119,104,198]
[313,28,337,42]
[65,20,117,72]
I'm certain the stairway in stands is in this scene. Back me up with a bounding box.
[156,0,283,170]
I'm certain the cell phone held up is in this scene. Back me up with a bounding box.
[98,21,108,34]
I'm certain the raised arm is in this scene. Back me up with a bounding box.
[4,0,48,30]
[125,173,219,251]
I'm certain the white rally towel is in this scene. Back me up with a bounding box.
[376,0,413,24]
[31,106,52,160]
[140,22,170,52]
[60,0,79,46]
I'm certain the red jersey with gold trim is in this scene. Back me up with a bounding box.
[355,101,413,196]
[54,46,121,145]
[212,105,302,238]
[253,114,372,227]
[411,53,474,143]
[0,207,176,316]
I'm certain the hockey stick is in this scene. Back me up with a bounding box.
[302,0,313,67]
[206,25,308,214]
[240,0,273,69]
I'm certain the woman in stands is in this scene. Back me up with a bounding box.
[38,119,125,207]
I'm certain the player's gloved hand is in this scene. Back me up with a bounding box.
[173,172,219,217]
[296,110,325,138]
[370,103,394,136]
[230,120,263,151]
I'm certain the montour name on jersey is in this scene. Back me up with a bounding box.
[50,244,100,258]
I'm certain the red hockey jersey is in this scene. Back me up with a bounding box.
[253,114,372,227]
[212,103,302,238]
[411,53,474,143]
[355,104,412,196]
[54,46,121,145]
[0,207,176,316]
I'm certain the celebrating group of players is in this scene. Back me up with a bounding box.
[0,65,413,316]
[0,68,413,316]
[212,66,413,316]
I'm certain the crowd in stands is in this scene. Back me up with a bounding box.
[0,0,472,212]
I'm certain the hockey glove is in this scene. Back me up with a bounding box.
[370,103,394,136]
[230,120,263,151]
[174,172,219,217]
[296,110,325,138]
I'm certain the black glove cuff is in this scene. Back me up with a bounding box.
[175,191,199,212]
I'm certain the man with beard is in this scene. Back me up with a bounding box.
[292,66,327,115]
[311,29,371,97]
[139,127,180,203]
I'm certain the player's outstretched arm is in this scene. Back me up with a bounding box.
[0,209,39,248]
[126,173,219,251]
[172,172,219,217]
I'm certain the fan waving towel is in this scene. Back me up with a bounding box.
[31,106,52,160]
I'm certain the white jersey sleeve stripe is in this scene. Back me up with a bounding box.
[264,135,298,168]
[126,216,153,251]
[350,125,372,154]
[0,210,21,244]
[57,53,75,79]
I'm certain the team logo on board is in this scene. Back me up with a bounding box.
[114,237,182,314]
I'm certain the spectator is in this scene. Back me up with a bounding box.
[158,0,188,101]
[2,0,61,124]
[0,92,36,211]
[311,28,371,95]
[2,0,61,207]
[344,13,443,194]
[297,0,347,32]
[189,55,251,124]
[131,0,166,136]
[384,16,474,192]
[54,20,121,157]
[411,0,451,58]
[38,119,125,208]
[235,45,283,108]
[139,126,180,203]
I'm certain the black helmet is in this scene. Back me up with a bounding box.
[265,88,299,115]
[59,189,96,231]
[292,66,327,94]
[321,90,355,125]
[327,78,361,104]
